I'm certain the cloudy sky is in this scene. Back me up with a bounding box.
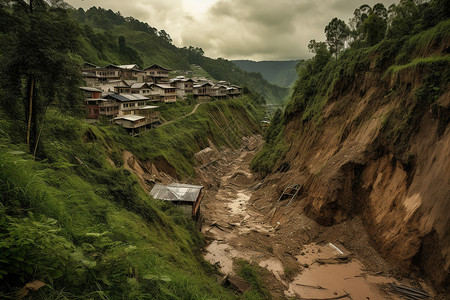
[65,0,396,61]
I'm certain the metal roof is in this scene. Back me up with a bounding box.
[117,64,141,70]
[144,64,171,71]
[114,115,145,122]
[152,83,177,89]
[80,87,102,92]
[130,83,152,89]
[106,93,149,102]
[138,105,159,110]
[150,183,203,203]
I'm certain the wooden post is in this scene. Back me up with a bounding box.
[27,77,35,148]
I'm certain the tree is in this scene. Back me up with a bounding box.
[325,18,350,59]
[386,0,420,39]
[118,35,127,52]
[362,13,387,45]
[306,40,331,74]
[117,36,143,67]
[0,0,83,152]
[158,30,172,44]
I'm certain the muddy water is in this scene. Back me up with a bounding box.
[200,137,400,299]
[286,243,397,299]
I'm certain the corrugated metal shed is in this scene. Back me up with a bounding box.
[150,183,203,203]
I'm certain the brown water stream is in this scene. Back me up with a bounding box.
[198,136,415,299]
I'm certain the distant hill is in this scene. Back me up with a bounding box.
[68,7,289,104]
[233,60,303,87]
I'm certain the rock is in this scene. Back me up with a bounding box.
[226,275,252,294]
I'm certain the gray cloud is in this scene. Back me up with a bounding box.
[66,0,396,61]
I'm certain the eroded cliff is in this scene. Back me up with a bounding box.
[254,21,450,290]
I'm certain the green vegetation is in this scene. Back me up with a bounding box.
[232,60,302,88]
[237,260,270,300]
[117,96,264,179]
[0,3,267,297]
[251,109,288,176]
[0,93,264,298]
[251,0,449,176]
[0,111,234,298]
[382,61,449,163]
[69,7,289,104]
[157,98,196,122]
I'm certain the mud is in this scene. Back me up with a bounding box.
[197,135,432,299]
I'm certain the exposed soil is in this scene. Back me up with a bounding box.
[197,136,437,299]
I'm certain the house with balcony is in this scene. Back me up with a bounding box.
[149,83,177,102]
[193,82,212,101]
[170,77,194,98]
[103,93,149,116]
[211,84,228,100]
[81,63,144,85]
[143,64,171,83]
[113,82,154,96]
[81,87,104,119]
[226,85,243,99]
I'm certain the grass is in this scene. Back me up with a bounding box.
[157,98,196,122]
[0,94,264,298]
[237,260,271,300]
[396,19,450,64]
[385,55,450,75]
[113,96,264,178]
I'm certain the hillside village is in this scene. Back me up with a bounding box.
[81,63,243,135]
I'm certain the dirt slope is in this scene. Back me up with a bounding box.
[197,136,443,299]
[257,63,450,291]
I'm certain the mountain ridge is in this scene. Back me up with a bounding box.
[233,59,304,88]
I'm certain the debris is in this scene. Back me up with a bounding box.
[315,255,350,265]
[297,293,350,300]
[210,222,231,232]
[295,283,328,290]
[388,283,430,299]
[277,183,301,206]
[344,275,362,280]
[225,275,252,294]
[19,280,46,298]
[274,221,281,230]
[327,243,344,255]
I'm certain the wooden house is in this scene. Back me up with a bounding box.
[81,63,100,86]
[211,85,228,100]
[226,85,243,99]
[81,87,104,119]
[193,82,212,100]
[113,115,147,136]
[81,63,144,84]
[104,93,149,116]
[113,82,153,96]
[149,83,177,102]
[170,77,194,98]
[143,64,171,83]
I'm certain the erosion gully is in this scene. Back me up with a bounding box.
[197,135,433,299]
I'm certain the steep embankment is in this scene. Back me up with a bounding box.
[253,20,450,291]
[0,96,264,298]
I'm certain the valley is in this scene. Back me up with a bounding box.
[194,136,435,299]
[0,0,448,299]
